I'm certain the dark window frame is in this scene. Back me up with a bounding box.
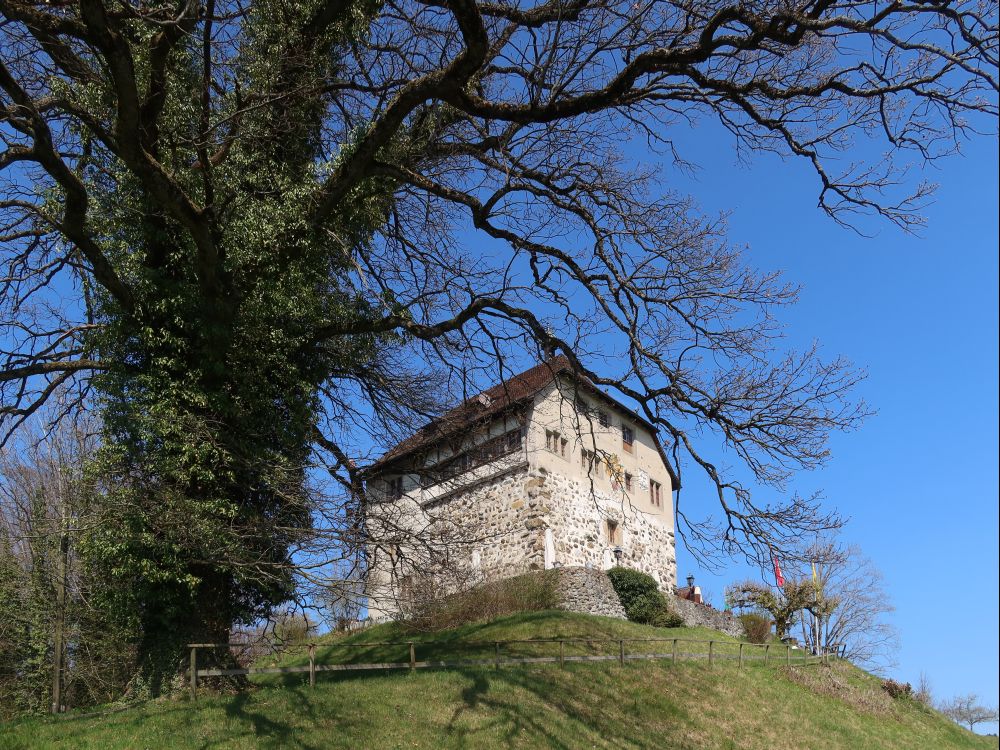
[621,424,634,452]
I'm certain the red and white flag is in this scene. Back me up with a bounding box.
[772,555,785,587]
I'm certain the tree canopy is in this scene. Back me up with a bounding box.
[2,0,996,690]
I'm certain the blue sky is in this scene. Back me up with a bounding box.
[657,122,999,728]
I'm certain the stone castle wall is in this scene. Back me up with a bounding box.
[538,470,676,587]
[366,464,677,619]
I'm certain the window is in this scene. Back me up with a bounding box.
[605,519,622,545]
[581,448,603,477]
[597,410,610,428]
[386,476,404,500]
[624,472,633,492]
[420,427,523,487]
[621,424,634,453]
[545,429,568,458]
[650,479,662,508]
[505,429,523,452]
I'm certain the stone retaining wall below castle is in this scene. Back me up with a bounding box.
[554,565,743,637]
[671,595,743,637]
[555,567,627,619]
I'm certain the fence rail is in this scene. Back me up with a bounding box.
[185,637,830,699]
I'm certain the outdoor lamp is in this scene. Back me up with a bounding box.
[613,546,623,563]
[686,574,695,588]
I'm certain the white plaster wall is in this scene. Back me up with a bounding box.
[527,379,674,533]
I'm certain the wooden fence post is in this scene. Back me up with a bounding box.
[494,642,501,671]
[559,640,565,669]
[409,642,415,673]
[309,644,316,688]
[786,645,790,666]
[738,642,743,669]
[764,644,769,666]
[708,640,714,666]
[189,646,198,701]
[619,640,625,666]
[672,638,677,663]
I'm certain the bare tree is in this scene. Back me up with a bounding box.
[941,694,1000,732]
[792,543,899,671]
[726,577,818,640]
[1,0,996,677]
[915,672,934,708]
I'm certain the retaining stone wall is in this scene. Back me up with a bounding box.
[555,567,626,619]
[671,595,743,637]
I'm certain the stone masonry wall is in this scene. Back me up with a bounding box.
[366,464,677,619]
[555,567,626,619]
[672,596,743,637]
[539,469,676,587]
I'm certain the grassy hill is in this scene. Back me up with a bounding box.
[2,611,995,750]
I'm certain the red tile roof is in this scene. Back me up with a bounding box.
[368,356,574,472]
[366,356,679,487]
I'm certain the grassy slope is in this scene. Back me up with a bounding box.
[2,611,995,750]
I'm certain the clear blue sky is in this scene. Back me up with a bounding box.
[657,123,999,728]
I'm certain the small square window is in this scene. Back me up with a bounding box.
[624,472,633,492]
[506,429,523,452]
[546,429,567,458]
[387,476,404,500]
[622,425,634,453]
[605,519,621,545]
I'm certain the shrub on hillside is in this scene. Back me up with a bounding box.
[403,571,559,632]
[881,679,914,700]
[606,567,659,611]
[607,567,684,627]
[739,612,772,644]
[625,591,666,623]
[650,607,685,628]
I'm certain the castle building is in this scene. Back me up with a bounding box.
[363,356,678,620]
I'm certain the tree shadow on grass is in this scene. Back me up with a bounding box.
[439,663,700,750]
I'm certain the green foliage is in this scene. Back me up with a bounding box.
[625,592,667,624]
[606,567,682,627]
[606,567,660,612]
[726,579,826,639]
[4,612,991,750]
[54,0,407,693]
[0,447,137,718]
[739,612,773,644]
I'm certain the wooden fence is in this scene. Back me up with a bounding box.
[186,637,830,699]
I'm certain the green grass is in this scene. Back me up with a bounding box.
[2,611,995,750]
[251,610,744,685]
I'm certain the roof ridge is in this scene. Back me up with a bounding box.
[368,356,572,471]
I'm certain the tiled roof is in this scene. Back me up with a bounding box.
[368,356,574,472]
[366,356,679,487]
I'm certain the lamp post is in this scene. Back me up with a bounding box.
[686,574,695,589]
[613,546,623,564]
